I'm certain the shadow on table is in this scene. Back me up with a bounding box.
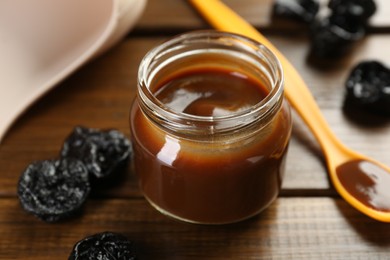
[132,208,276,259]
[342,101,390,127]
[334,200,390,247]
[290,111,324,160]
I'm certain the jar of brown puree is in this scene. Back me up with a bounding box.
[130,31,292,224]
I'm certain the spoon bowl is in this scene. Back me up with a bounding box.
[189,0,390,222]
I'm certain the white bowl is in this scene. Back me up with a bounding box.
[0,0,147,143]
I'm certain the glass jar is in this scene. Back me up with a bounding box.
[130,31,292,224]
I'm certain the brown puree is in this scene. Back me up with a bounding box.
[154,68,267,117]
[130,67,291,224]
[336,160,390,212]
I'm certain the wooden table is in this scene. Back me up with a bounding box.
[1,0,390,259]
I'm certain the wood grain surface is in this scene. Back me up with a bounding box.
[1,0,390,259]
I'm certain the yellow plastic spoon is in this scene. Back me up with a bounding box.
[189,0,390,222]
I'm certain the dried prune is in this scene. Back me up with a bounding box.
[344,61,390,116]
[309,14,365,58]
[273,0,320,23]
[17,158,90,222]
[69,232,136,260]
[328,0,377,21]
[61,126,132,180]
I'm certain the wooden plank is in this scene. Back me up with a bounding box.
[1,35,390,196]
[1,197,389,259]
[1,1,390,259]
[134,0,390,32]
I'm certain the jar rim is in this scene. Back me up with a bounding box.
[137,30,284,132]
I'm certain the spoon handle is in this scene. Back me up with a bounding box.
[189,0,349,163]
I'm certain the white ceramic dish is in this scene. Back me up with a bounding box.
[0,0,147,143]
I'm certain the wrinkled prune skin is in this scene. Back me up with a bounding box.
[18,158,90,222]
[61,127,132,180]
[307,0,376,59]
[328,0,377,21]
[345,61,390,116]
[309,14,365,58]
[69,232,136,260]
[273,0,320,23]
